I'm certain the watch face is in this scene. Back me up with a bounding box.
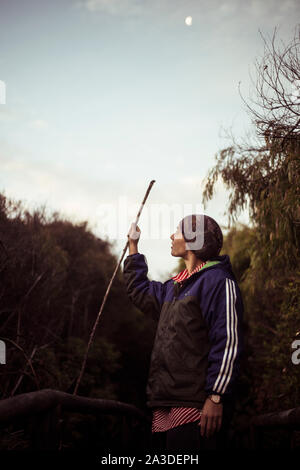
[211,395,221,403]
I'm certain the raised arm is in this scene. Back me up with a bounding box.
[123,223,165,320]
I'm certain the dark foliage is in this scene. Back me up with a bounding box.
[0,193,157,448]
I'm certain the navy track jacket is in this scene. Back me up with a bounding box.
[123,253,244,408]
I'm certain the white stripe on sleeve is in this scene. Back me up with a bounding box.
[212,278,238,394]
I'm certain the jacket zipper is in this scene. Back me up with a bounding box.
[172,282,183,305]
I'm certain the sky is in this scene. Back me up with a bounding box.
[0,0,299,280]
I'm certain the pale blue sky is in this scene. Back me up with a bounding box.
[0,0,299,279]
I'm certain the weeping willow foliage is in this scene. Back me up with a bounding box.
[201,26,300,416]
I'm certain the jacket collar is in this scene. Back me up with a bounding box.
[172,260,222,285]
[172,261,208,284]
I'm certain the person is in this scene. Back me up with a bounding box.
[123,214,244,452]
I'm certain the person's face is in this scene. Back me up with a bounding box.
[170,225,187,257]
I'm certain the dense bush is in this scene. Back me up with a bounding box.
[0,192,156,407]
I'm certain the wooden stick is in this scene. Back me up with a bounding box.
[73,180,156,395]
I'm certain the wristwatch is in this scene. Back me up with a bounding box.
[208,394,222,404]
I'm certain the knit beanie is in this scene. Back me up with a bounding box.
[179,214,223,261]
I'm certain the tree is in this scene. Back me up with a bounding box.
[202,26,300,278]
[241,26,300,145]
[201,26,300,420]
[0,192,156,410]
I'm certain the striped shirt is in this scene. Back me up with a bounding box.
[151,261,208,433]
